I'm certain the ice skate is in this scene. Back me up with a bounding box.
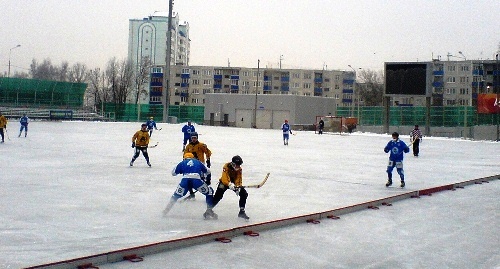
[130,160,134,167]
[238,210,250,220]
[385,180,392,187]
[185,193,196,201]
[400,181,405,188]
[203,208,218,220]
[147,161,151,167]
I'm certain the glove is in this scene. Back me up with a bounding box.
[205,174,212,185]
[131,142,135,148]
[234,187,240,196]
[228,182,235,191]
[206,159,211,168]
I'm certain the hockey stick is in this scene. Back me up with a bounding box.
[241,173,270,188]
[149,142,159,148]
[5,128,11,140]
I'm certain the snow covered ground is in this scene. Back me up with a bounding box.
[0,121,498,268]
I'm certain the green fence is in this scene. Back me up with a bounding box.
[337,106,498,127]
[102,103,205,124]
[0,77,87,108]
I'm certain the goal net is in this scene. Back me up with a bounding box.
[315,116,344,134]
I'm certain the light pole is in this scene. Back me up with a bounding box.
[8,44,21,78]
[279,55,283,69]
[253,59,260,128]
[348,65,361,119]
[458,51,466,60]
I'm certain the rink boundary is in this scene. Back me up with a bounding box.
[24,174,499,269]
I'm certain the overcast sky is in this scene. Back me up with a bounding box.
[1,0,499,76]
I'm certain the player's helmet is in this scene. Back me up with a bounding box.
[190,132,198,138]
[150,117,154,119]
[183,152,194,159]
[231,155,243,166]
[392,132,399,137]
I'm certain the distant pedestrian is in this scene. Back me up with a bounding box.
[318,118,325,134]
[130,123,151,167]
[19,114,29,137]
[410,125,423,157]
[145,117,158,137]
[211,155,250,220]
[163,152,217,219]
[384,132,410,188]
[181,121,195,151]
[281,119,293,145]
[0,111,7,143]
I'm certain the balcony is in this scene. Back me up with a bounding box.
[281,86,289,91]
[314,87,322,93]
[231,85,239,90]
[433,70,444,76]
[472,70,484,76]
[342,89,354,94]
[281,77,289,82]
[214,75,223,80]
[230,75,239,80]
[343,79,354,84]
[181,73,190,79]
[181,83,189,88]
[314,78,323,83]
[342,98,353,103]
[432,82,444,87]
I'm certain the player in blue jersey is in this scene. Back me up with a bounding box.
[145,117,158,137]
[384,132,410,188]
[281,119,293,145]
[163,152,217,219]
[181,121,196,151]
[19,114,29,137]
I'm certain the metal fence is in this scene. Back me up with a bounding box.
[336,106,498,127]
[0,77,87,108]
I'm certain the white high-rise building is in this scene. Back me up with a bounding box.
[128,11,190,67]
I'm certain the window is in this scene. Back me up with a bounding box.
[304,73,312,79]
[231,70,239,75]
[150,96,162,102]
[191,98,200,103]
[303,83,311,89]
[445,88,456,94]
[293,82,300,88]
[214,70,222,75]
[203,70,212,76]
[242,71,249,77]
[151,77,163,83]
[192,69,200,75]
[253,81,262,87]
[292,73,300,78]
[335,75,340,81]
[459,88,469,95]
[180,97,188,102]
[203,89,211,94]
[203,79,212,85]
[152,67,162,73]
[192,89,199,94]
[253,71,261,77]
[231,79,238,86]
[447,77,456,83]
[191,79,199,85]
[447,66,456,72]
[182,68,189,74]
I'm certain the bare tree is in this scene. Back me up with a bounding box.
[134,56,152,104]
[357,69,384,106]
[104,57,134,104]
[68,63,88,83]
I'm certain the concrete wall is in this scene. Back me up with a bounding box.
[204,94,337,128]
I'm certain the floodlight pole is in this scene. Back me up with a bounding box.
[253,59,260,128]
[496,53,499,141]
[162,0,174,123]
[8,44,21,78]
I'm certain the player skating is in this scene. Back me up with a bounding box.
[181,121,195,151]
[183,132,212,200]
[145,117,158,137]
[0,111,7,143]
[211,155,250,220]
[281,119,293,145]
[163,152,217,219]
[130,123,152,167]
[384,132,410,188]
[19,113,29,137]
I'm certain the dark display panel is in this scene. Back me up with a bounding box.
[385,63,427,95]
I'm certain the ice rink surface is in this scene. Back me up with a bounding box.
[1,121,498,268]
